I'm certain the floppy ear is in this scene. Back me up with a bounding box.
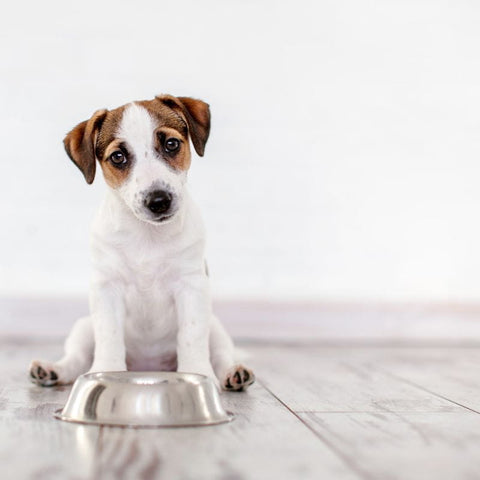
[63,109,108,184]
[156,95,210,156]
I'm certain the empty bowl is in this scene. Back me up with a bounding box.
[55,371,234,427]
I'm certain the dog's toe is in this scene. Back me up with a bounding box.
[222,365,255,392]
[29,361,60,387]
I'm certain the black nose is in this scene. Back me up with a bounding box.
[145,190,172,214]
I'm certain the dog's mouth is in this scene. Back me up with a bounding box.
[152,213,175,223]
[131,207,177,225]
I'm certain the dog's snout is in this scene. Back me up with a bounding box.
[145,190,172,214]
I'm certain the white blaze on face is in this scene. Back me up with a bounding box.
[116,103,186,222]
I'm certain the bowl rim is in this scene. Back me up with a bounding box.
[54,409,235,428]
[80,370,211,383]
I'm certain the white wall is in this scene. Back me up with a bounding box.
[1,0,480,302]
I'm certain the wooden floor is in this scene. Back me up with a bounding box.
[2,339,480,479]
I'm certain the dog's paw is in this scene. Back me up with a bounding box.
[29,360,60,387]
[222,365,255,392]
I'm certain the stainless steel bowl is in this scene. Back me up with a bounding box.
[55,371,233,427]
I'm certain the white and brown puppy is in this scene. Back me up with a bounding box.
[29,94,254,392]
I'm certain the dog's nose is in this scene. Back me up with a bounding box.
[145,190,172,214]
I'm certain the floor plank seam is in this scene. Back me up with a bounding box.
[378,369,480,415]
[258,380,371,480]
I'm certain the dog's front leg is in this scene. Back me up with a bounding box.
[175,275,216,381]
[89,284,127,373]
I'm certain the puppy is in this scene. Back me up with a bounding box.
[29,94,254,392]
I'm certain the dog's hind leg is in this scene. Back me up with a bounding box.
[209,315,255,392]
[30,315,94,387]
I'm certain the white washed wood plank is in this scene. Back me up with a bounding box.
[0,340,360,480]
[301,411,480,480]
[249,345,463,413]
[94,385,360,480]
[0,417,100,480]
[0,340,100,480]
[366,347,480,413]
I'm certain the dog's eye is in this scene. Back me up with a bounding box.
[109,151,127,166]
[164,138,180,153]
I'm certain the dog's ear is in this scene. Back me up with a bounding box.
[63,109,108,184]
[156,95,210,157]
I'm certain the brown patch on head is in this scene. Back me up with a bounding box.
[138,94,211,171]
[154,95,210,157]
[63,94,211,186]
[99,139,133,189]
[137,99,192,171]
[94,105,134,189]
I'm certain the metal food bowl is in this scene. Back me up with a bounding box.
[55,371,233,428]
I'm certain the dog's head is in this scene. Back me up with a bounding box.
[64,95,210,224]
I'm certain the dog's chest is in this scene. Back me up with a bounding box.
[122,270,179,368]
[123,251,178,333]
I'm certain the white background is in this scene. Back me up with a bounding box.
[1,0,480,303]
